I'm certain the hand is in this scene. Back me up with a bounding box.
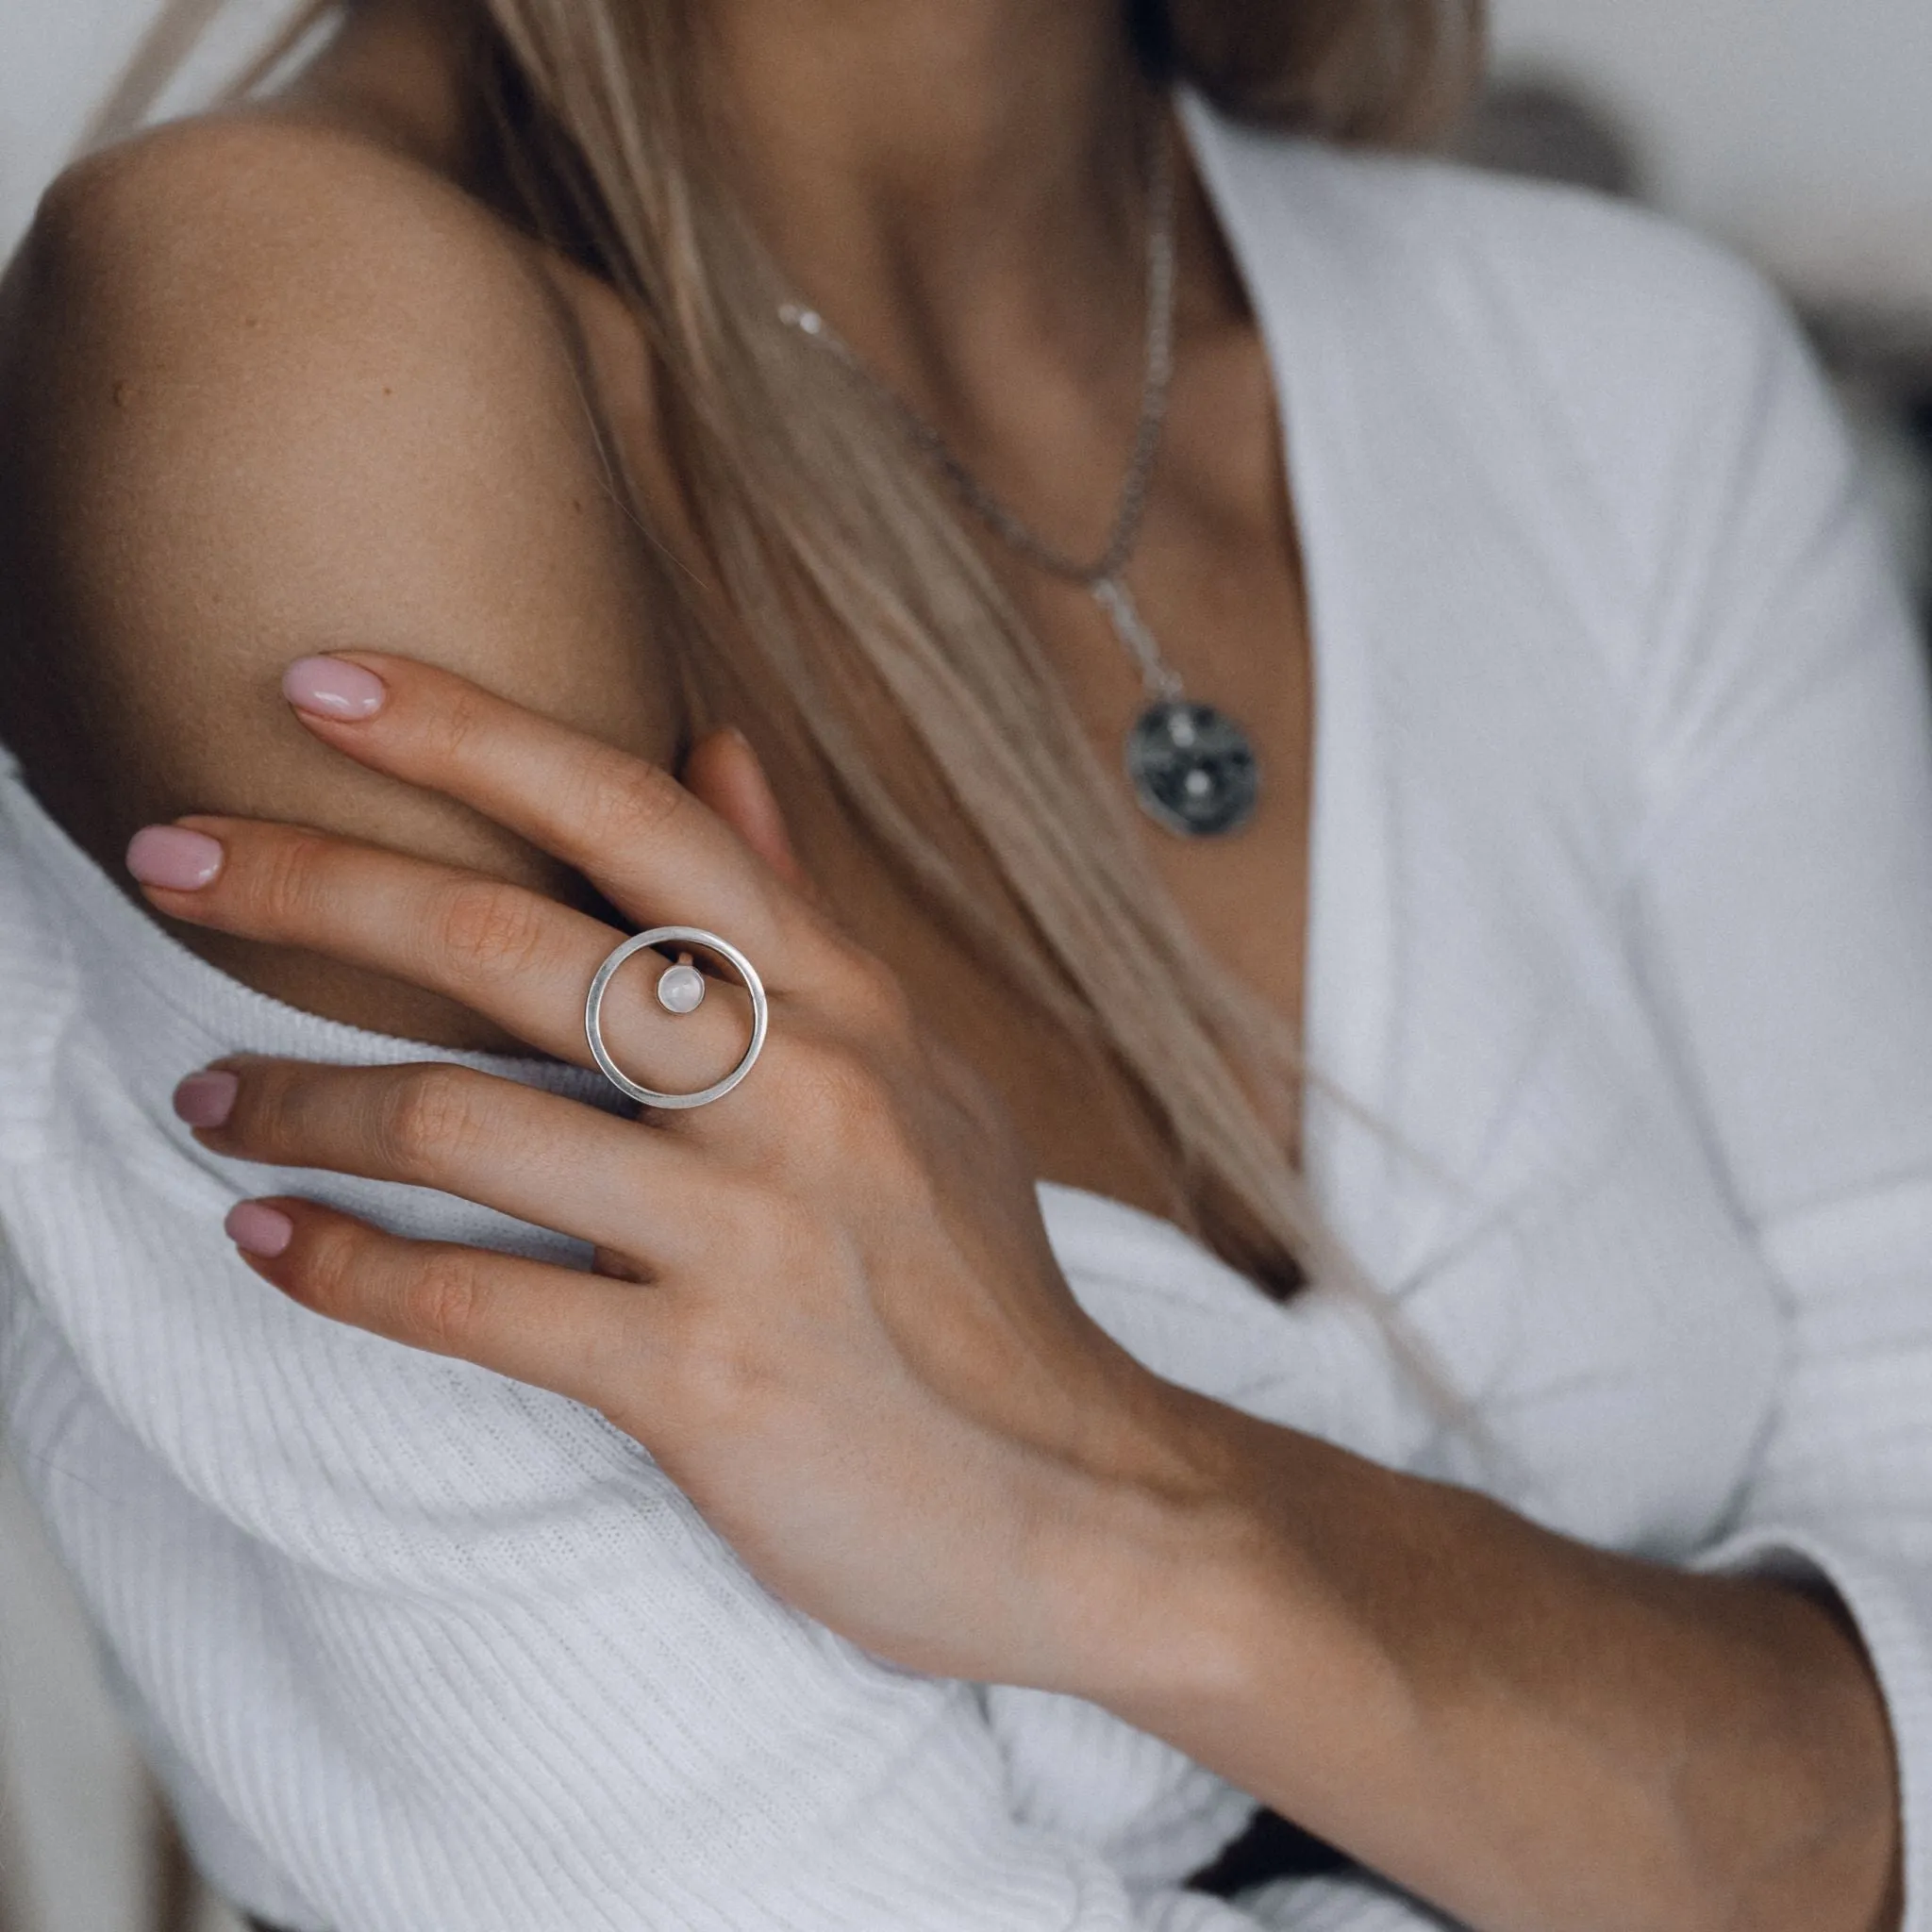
[131,654,1219,1690]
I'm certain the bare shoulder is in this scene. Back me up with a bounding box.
[29,110,535,307]
[0,113,676,1040]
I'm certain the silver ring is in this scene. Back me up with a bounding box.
[584,926,768,1110]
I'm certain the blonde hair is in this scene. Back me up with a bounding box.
[98,0,1486,1302]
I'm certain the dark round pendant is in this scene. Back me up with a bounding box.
[1124,700,1261,839]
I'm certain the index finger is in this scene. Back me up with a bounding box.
[278,653,835,987]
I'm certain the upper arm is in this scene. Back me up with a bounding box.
[1439,169,1932,1213]
[1612,264,1932,1228]
[0,115,679,1042]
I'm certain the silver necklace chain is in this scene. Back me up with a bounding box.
[775,124,1260,841]
[778,123,1183,702]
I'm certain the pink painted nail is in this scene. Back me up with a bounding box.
[282,655,387,721]
[225,1201,294,1258]
[173,1071,239,1128]
[126,824,225,891]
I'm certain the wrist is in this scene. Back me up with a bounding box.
[1038,1376,1311,1710]
[1040,1384,1420,1837]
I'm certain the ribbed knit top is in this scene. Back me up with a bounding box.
[5,98,1932,1931]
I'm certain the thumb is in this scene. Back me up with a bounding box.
[680,725,812,893]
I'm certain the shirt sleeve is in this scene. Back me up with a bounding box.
[0,768,1286,1932]
[1618,261,1932,1926]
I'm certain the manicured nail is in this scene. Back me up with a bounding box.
[126,824,225,891]
[225,1201,293,1258]
[173,1071,239,1128]
[282,655,387,721]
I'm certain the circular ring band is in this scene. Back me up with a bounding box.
[585,926,769,1110]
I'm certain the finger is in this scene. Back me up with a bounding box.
[278,655,841,987]
[180,1058,715,1267]
[131,818,758,1100]
[678,727,813,897]
[226,1195,661,1413]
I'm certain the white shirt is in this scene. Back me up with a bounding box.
[4,95,1931,1931]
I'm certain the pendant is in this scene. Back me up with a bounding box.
[1124,700,1261,839]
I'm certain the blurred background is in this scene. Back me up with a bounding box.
[1462,0,1932,616]
[2,3,1930,1930]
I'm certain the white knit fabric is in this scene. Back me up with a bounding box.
[4,98,1932,1930]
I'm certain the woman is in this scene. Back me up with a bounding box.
[0,0,1925,1925]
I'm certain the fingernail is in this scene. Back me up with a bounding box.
[126,824,225,891]
[173,1071,239,1128]
[283,655,387,721]
[225,1201,293,1258]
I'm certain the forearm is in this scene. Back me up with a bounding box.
[1078,1396,1903,1932]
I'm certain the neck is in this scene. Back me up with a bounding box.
[702,0,1162,411]
[309,0,1206,457]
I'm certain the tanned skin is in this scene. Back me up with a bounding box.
[0,4,1903,1926]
